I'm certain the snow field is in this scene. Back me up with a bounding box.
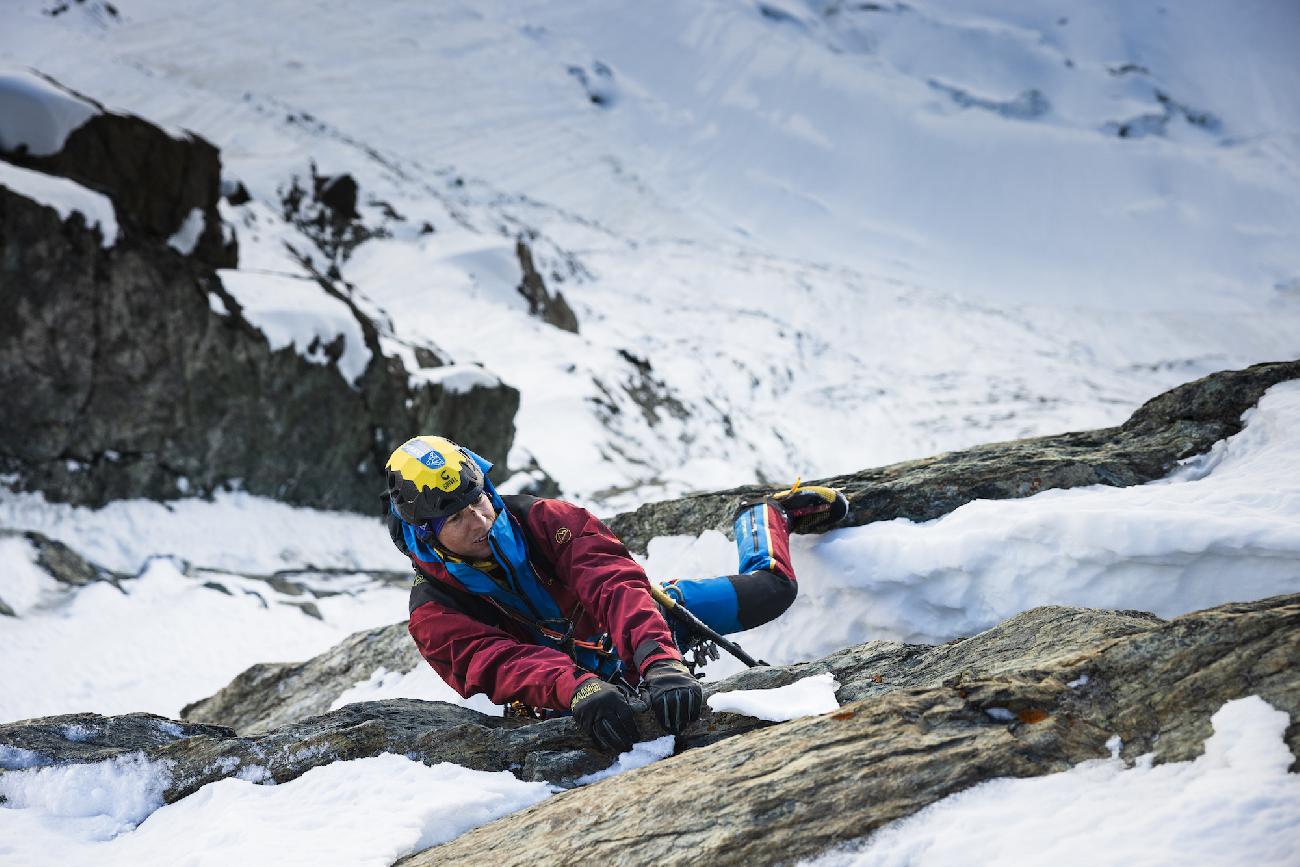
[0,753,555,867]
[0,67,99,156]
[216,269,372,385]
[0,488,407,575]
[0,555,408,723]
[2,0,1298,508]
[804,696,1300,867]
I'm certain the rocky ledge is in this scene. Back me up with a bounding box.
[2,593,1295,866]
[606,359,1300,552]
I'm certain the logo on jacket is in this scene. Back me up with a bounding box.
[555,527,572,544]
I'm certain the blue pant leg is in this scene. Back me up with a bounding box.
[660,576,743,637]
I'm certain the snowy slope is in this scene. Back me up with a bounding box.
[1,2,1298,859]
[4,379,1297,723]
[2,0,1297,508]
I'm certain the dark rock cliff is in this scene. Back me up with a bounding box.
[0,77,519,512]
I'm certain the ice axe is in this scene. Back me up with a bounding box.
[648,583,769,668]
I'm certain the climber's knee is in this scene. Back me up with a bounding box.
[729,569,798,631]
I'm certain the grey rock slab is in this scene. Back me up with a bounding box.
[604,360,1300,552]
[403,593,1299,866]
[0,713,233,769]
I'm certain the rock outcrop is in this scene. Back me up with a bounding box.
[516,239,579,333]
[4,593,1296,864]
[406,593,1299,866]
[2,73,234,269]
[606,359,1300,552]
[0,74,519,512]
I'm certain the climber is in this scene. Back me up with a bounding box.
[383,435,848,753]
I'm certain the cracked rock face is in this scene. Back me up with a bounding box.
[4,593,1295,864]
[604,360,1300,552]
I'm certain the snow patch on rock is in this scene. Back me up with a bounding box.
[0,68,99,156]
[166,207,205,255]
[0,160,118,246]
[216,269,371,385]
[708,673,841,722]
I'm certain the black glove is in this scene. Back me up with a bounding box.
[569,677,639,753]
[643,659,703,734]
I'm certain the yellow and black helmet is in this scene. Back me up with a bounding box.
[385,435,485,526]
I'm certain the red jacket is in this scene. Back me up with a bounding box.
[400,495,681,711]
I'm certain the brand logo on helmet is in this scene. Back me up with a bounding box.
[555,527,572,544]
[419,451,446,470]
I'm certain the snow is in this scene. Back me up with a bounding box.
[165,206,204,255]
[0,745,53,771]
[574,735,676,785]
[804,696,1300,867]
[0,534,63,617]
[0,556,408,723]
[0,752,173,843]
[641,380,1300,675]
[0,67,98,156]
[330,666,500,717]
[0,753,554,867]
[411,364,503,395]
[217,269,372,385]
[0,1,1297,858]
[0,159,118,246]
[0,0,1295,509]
[707,673,840,722]
[0,487,405,576]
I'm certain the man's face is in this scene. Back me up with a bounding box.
[436,493,496,560]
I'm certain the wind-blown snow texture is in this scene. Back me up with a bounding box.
[3,0,1297,508]
[0,753,555,867]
